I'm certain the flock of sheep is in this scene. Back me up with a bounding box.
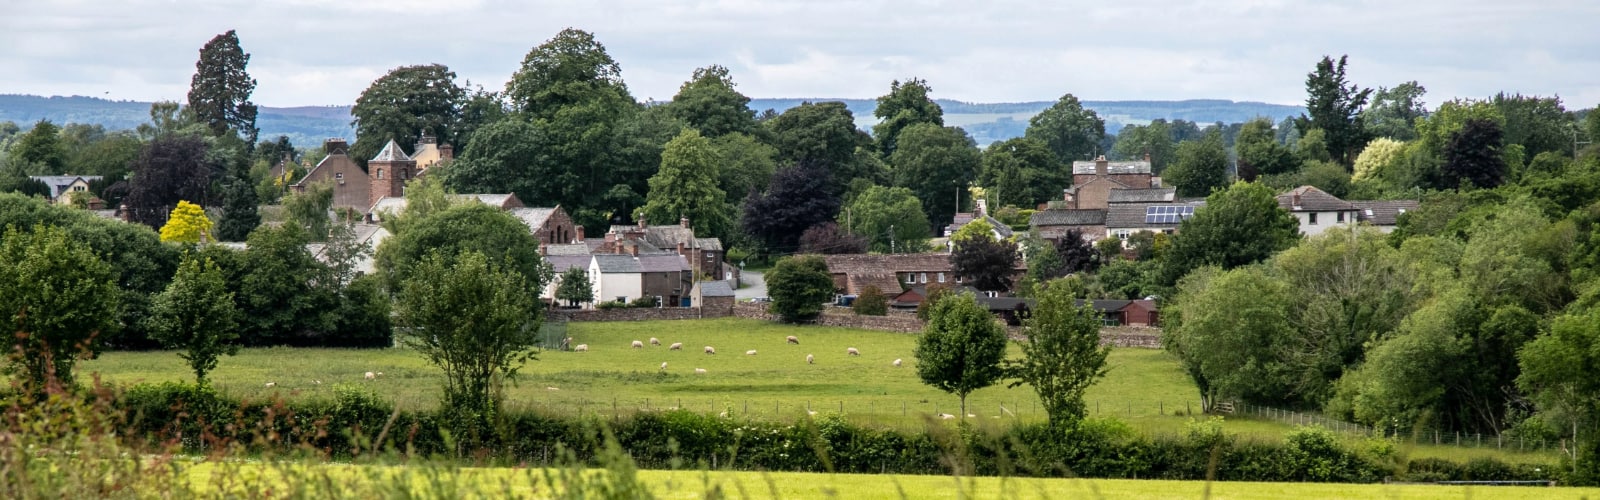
[566,335,904,375]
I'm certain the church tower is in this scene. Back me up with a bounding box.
[368,139,415,209]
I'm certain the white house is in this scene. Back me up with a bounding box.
[542,254,591,306]
[1276,186,1359,237]
[590,253,646,305]
[1350,200,1421,233]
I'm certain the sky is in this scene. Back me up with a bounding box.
[3,0,1598,109]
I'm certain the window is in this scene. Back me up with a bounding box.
[376,168,385,180]
[1308,212,1318,225]
[937,272,946,283]
[920,272,927,283]
[73,185,85,192]
[1336,212,1345,223]
[616,296,627,303]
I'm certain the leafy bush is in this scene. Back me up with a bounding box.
[629,296,660,308]
[597,300,628,310]
[852,286,889,316]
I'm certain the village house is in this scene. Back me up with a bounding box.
[691,280,736,314]
[407,131,454,175]
[541,253,593,307]
[602,218,731,282]
[1349,200,1420,233]
[973,296,1161,327]
[589,251,693,307]
[29,175,102,205]
[1277,185,1360,236]
[822,253,958,295]
[292,133,454,215]
[305,223,389,277]
[1028,208,1106,242]
[1062,155,1158,211]
[1104,199,1205,241]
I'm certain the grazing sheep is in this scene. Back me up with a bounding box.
[265,382,276,388]
[650,337,661,346]
[632,340,644,349]
[786,335,799,344]
[669,342,683,350]
[745,350,758,356]
[847,347,860,356]
[938,413,955,420]
[807,410,818,416]
[376,372,383,377]
[574,344,589,352]
[893,358,902,367]
[806,354,814,365]
[660,362,668,372]
[562,337,572,350]
[364,371,375,381]
[694,368,707,374]
[546,386,560,391]
[967,414,976,418]
[704,346,716,355]
[314,380,321,385]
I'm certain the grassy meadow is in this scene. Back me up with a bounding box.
[82,318,1560,464]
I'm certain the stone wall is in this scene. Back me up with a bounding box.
[554,306,730,322]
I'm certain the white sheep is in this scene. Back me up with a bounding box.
[846,347,860,356]
[806,354,814,365]
[265,382,276,388]
[669,342,683,350]
[893,358,903,367]
[745,349,758,356]
[574,344,589,352]
[786,335,799,345]
[694,368,707,374]
[546,386,560,391]
[650,337,661,346]
[659,362,668,372]
[376,372,383,377]
[314,380,321,385]
[938,413,955,420]
[632,340,645,349]
[704,346,716,355]
[364,371,375,381]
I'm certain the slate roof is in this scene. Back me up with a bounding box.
[1350,200,1420,226]
[366,194,523,219]
[637,254,691,273]
[1278,186,1355,212]
[544,243,593,256]
[694,237,723,251]
[1105,201,1206,229]
[509,207,556,231]
[370,140,411,162]
[1030,209,1107,226]
[1071,160,1153,175]
[822,253,952,275]
[545,255,590,273]
[593,254,641,273]
[848,273,906,296]
[1108,188,1176,204]
[697,280,735,297]
[29,175,102,197]
[606,224,720,251]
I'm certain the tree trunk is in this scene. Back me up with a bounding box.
[960,393,967,420]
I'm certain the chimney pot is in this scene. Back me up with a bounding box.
[680,216,690,228]
[439,143,453,160]
[574,225,585,242]
[1095,156,1109,176]
[638,217,647,229]
[630,245,638,257]
[1292,192,1302,207]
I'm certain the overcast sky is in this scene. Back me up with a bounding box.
[4,0,1598,109]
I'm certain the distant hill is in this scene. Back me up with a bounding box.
[1,94,1302,149]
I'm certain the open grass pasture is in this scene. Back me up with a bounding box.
[83,318,1560,464]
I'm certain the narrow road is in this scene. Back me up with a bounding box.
[735,269,767,300]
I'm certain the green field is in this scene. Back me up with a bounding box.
[176,462,1599,499]
[82,318,1558,463]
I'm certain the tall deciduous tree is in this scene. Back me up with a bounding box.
[1163,131,1229,198]
[667,65,756,138]
[1025,93,1106,164]
[891,123,981,229]
[711,132,777,206]
[978,137,1066,208]
[1112,120,1176,173]
[398,250,540,446]
[149,253,239,385]
[0,225,119,388]
[1159,182,1299,285]
[187,30,258,143]
[9,120,66,174]
[765,254,835,323]
[283,181,334,241]
[125,135,212,229]
[916,292,1008,419]
[237,223,335,346]
[873,78,944,156]
[350,64,467,165]
[798,222,867,254]
[951,233,1018,292]
[1165,265,1296,409]
[158,200,212,244]
[375,202,550,297]
[1443,118,1507,190]
[637,129,733,242]
[1010,278,1111,427]
[1295,55,1371,166]
[1517,307,1600,481]
[742,163,840,254]
[1235,118,1300,181]
[1362,81,1427,141]
[214,150,259,242]
[506,28,632,120]
[766,101,867,192]
[839,185,931,253]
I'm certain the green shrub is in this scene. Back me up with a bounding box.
[629,296,660,308]
[853,286,889,316]
[597,300,628,310]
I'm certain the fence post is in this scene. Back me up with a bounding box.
[1160,401,1164,415]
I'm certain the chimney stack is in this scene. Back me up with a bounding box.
[1095,155,1108,176]
[630,245,638,257]
[539,243,548,256]
[574,225,584,242]
[677,242,685,255]
[637,217,647,230]
[1143,152,1151,163]
[1292,192,1302,208]
[975,199,987,218]
[439,143,453,160]
[680,216,690,228]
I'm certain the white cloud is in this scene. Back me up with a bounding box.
[1,0,1597,109]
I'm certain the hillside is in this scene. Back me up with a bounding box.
[1,94,1302,148]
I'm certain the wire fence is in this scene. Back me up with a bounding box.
[1227,401,1568,454]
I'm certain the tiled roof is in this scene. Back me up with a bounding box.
[29,175,102,197]
[697,280,735,297]
[367,194,522,219]
[1077,299,1133,311]
[1350,200,1420,226]
[694,237,723,251]
[544,243,592,255]
[1108,188,1176,204]
[638,254,691,273]
[1105,201,1206,230]
[848,273,905,296]
[1071,160,1152,175]
[1278,186,1355,212]
[368,197,407,218]
[1030,209,1106,226]
[545,255,590,273]
[821,253,952,275]
[370,140,411,162]
[606,224,720,250]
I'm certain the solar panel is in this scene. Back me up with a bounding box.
[1144,205,1197,224]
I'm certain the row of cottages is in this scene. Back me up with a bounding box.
[1276,185,1420,235]
[821,253,962,296]
[290,134,453,215]
[1029,156,1205,245]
